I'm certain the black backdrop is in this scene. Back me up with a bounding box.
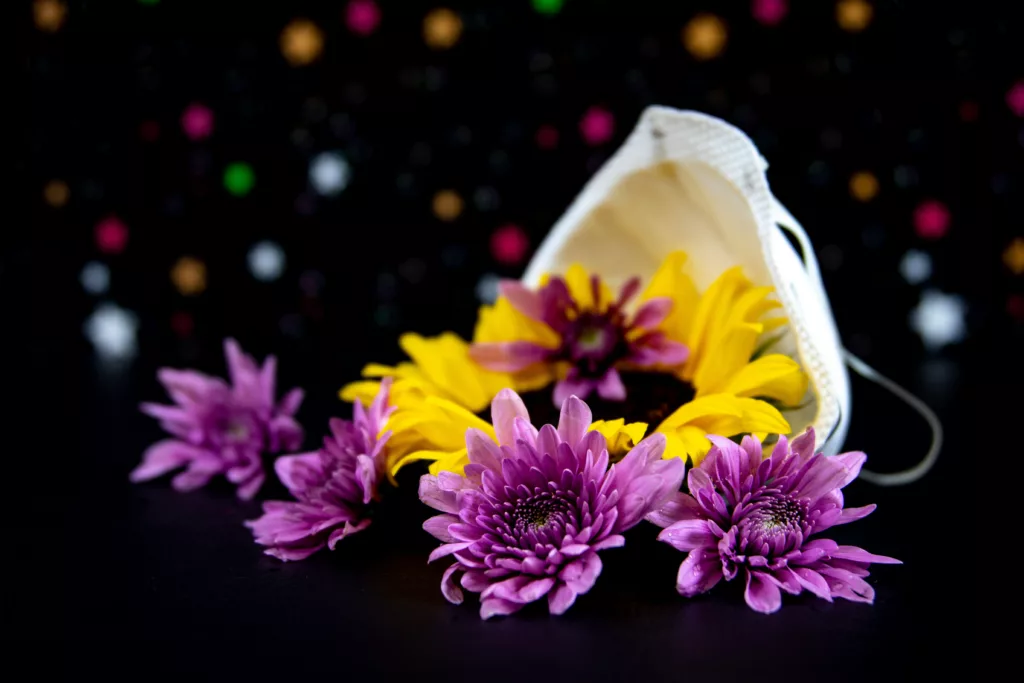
[21,0,1011,677]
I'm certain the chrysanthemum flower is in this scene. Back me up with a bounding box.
[130,339,304,499]
[342,251,807,477]
[470,273,689,404]
[246,380,394,560]
[651,429,900,614]
[420,389,685,619]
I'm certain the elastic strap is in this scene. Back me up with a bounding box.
[771,198,942,486]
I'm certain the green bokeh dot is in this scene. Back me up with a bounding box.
[138,0,160,5]
[224,163,255,197]
[532,0,564,14]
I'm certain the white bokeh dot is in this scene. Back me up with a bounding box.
[899,249,932,285]
[309,151,350,196]
[248,241,286,282]
[910,290,966,351]
[84,303,139,359]
[475,273,501,304]
[80,261,110,295]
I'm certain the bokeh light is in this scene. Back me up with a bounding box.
[80,261,110,295]
[1007,81,1024,117]
[849,171,879,201]
[532,0,564,14]
[899,249,932,285]
[43,179,70,207]
[223,162,256,196]
[33,0,67,33]
[181,103,214,140]
[85,304,139,359]
[139,120,160,142]
[1003,237,1024,275]
[432,190,464,221]
[346,0,381,36]
[752,0,788,26]
[171,256,207,296]
[910,290,966,350]
[475,273,501,304]
[280,19,324,66]
[248,241,286,282]
[536,124,559,150]
[171,311,195,338]
[490,224,530,265]
[913,199,950,240]
[579,106,614,146]
[683,14,727,61]
[424,8,462,50]
[95,216,129,254]
[836,0,873,33]
[309,152,351,196]
[1008,295,1024,322]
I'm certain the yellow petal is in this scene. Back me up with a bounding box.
[657,393,790,437]
[641,250,699,345]
[590,418,649,459]
[427,448,471,476]
[659,425,713,464]
[720,354,809,405]
[390,449,447,476]
[564,263,595,311]
[683,266,749,379]
[691,321,763,394]
[339,379,382,404]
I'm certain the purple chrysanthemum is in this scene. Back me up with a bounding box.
[420,389,685,619]
[470,275,689,405]
[130,339,304,499]
[650,429,900,614]
[246,380,394,561]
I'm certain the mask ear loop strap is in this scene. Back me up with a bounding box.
[770,197,943,486]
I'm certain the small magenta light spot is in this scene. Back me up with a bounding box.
[490,224,530,265]
[752,0,788,26]
[913,200,951,240]
[580,107,614,146]
[171,311,195,338]
[181,103,214,140]
[95,216,128,254]
[536,125,559,149]
[346,0,381,36]
[1007,81,1024,117]
[139,121,160,142]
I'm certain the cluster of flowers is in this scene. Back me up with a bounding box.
[132,252,898,617]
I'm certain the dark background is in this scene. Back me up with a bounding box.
[21,0,1012,677]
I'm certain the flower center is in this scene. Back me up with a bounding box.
[560,312,626,377]
[511,493,573,532]
[745,496,808,540]
[511,371,696,432]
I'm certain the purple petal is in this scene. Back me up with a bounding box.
[630,297,673,329]
[480,598,523,620]
[461,571,489,593]
[327,519,371,549]
[441,563,464,604]
[354,454,377,505]
[557,395,593,451]
[465,428,503,472]
[419,474,461,514]
[428,542,471,564]
[469,341,553,372]
[499,280,546,321]
[278,387,305,416]
[273,452,323,497]
[129,440,198,482]
[590,534,626,551]
[834,504,876,526]
[791,567,833,601]
[790,428,816,461]
[423,514,459,542]
[788,455,849,502]
[744,570,783,614]
[491,389,531,448]
[235,471,265,500]
[558,551,602,594]
[675,548,723,597]
[628,334,690,367]
[553,375,596,406]
[833,450,868,486]
[659,519,717,552]
[595,368,626,401]
[830,545,902,565]
[547,583,578,615]
[646,492,703,528]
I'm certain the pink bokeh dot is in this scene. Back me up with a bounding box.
[913,200,951,240]
[490,224,530,265]
[536,124,559,150]
[346,0,381,36]
[95,216,129,254]
[181,103,214,140]
[752,0,788,26]
[1007,81,1024,117]
[579,106,614,146]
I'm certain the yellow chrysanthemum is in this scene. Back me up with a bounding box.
[342,251,808,476]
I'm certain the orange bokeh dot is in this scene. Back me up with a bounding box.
[280,19,325,66]
[34,0,67,33]
[1003,238,1024,276]
[683,14,727,61]
[43,179,70,207]
[432,190,464,222]
[424,8,462,50]
[849,171,879,202]
[171,257,208,296]
[836,0,873,32]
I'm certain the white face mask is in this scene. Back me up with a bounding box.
[522,107,939,484]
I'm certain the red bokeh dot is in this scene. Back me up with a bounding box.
[171,311,195,338]
[1008,294,1024,322]
[95,216,129,254]
[140,120,160,142]
[958,101,979,122]
[490,224,530,265]
[536,125,559,150]
[579,106,614,146]
[346,0,381,36]
[1007,81,1024,117]
[913,200,950,240]
[752,0,788,26]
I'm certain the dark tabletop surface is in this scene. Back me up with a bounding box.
[21,0,1008,677]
